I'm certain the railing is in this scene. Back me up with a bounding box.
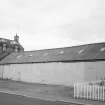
[74,81,105,101]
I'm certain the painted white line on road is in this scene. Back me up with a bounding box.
[0,89,91,105]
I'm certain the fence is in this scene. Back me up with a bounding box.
[74,81,105,101]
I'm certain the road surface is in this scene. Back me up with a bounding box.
[0,92,81,105]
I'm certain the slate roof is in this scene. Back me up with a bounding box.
[1,42,105,64]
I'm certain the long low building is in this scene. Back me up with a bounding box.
[0,42,105,86]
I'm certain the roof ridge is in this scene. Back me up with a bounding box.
[22,41,105,53]
[1,41,105,64]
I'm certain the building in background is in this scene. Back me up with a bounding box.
[0,42,105,86]
[0,34,24,60]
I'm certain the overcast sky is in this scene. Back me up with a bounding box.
[0,0,105,51]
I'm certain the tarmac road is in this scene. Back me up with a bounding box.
[0,92,82,105]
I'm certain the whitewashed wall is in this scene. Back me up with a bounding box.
[1,61,105,86]
[0,66,3,79]
[0,62,84,86]
[84,61,105,82]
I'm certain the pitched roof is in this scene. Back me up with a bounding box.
[0,37,24,61]
[1,42,105,64]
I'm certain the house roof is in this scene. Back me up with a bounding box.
[0,37,24,61]
[1,42,105,64]
[0,38,24,50]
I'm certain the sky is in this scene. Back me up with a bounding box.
[0,0,105,51]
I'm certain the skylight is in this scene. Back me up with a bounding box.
[10,41,17,44]
[28,54,33,57]
[17,55,22,58]
[100,47,105,52]
[59,50,64,54]
[78,49,84,54]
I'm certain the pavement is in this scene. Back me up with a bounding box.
[0,79,105,105]
[0,92,78,105]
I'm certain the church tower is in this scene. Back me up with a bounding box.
[14,34,19,43]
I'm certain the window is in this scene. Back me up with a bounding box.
[17,55,22,59]
[59,50,64,54]
[28,54,33,57]
[100,47,105,52]
[78,49,84,54]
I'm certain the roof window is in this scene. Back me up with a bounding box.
[59,50,64,54]
[17,55,22,58]
[100,47,105,52]
[78,49,84,54]
[28,54,33,57]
